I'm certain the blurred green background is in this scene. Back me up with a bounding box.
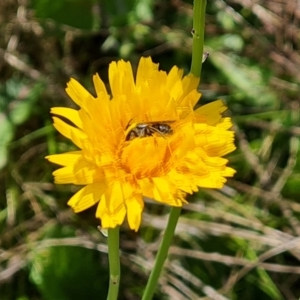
[1,0,300,299]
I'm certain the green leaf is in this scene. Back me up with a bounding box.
[31,0,95,30]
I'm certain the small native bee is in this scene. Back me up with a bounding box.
[125,121,174,141]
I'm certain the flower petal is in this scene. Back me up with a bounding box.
[68,182,106,212]
[195,99,227,125]
[65,78,94,109]
[52,117,86,149]
[136,56,159,88]
[109,60,135,98]
[93,73,109,98]
[126,194,144,231]
[96,181,126,229]
[51,107,83,129]
[50,156,105,185]
[46,151,82,167]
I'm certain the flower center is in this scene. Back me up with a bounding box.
[119,135,173,179]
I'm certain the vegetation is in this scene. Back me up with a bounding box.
[1,0,300,299]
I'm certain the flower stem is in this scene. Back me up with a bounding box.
[142,207,182,300]
[190,0,207,77]
[107,227,120,300]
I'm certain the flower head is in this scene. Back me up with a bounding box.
[46,57,236,231]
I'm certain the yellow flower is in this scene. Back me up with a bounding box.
[46,57,236,231]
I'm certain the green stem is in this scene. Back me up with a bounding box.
[142,207,182,300]
[107,227,120,300]
[190,0,207,77]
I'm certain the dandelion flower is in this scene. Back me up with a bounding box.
[46,57,236,231]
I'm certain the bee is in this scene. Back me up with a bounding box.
[125,121,174,141]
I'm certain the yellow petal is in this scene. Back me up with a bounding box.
[109,60,135,98]
[136,57,159,88]
[166,170,198,194]
[93,73,109,97]
[177,73,200,108]
[51,157,104,185]
[46,151,82,167]
[193,173,227,189]
[182,73,200,96]
[52,117,86,149]
[141,177,184,206]
[68,182,106,212]
[51,107,83,129]
[65,78,94,109]
[73,165,105,185]
[126,194,144,231]
[52,166,78,184]
[195,100,227,125]
[121,137,171,177]
[96,181,126,229]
